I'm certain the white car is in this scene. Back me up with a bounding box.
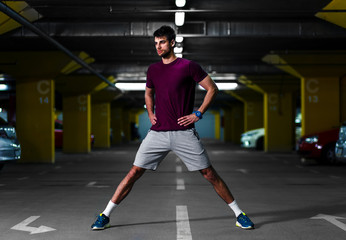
[240,128,264,150]
[0,125,21,171]
[335,122,346,163]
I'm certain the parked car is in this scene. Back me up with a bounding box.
[0,123,21,171]
[240,128,264,150]
[335,122,346,163]
[297,128,339,164]
[54,120,94,148]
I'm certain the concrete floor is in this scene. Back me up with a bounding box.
[1,141,346,240]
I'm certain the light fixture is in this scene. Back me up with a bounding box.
[175,11,185,26]
[115,82,146,91]
[174,47,183,54]
[198,82,238,91]
[176,0,186,7]
[176,53,183,58]
[176,36,184,43]
[0,84,8,91]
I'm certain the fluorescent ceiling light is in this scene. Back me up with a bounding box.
[176,36,184,43]
[209,73,237,80]
[174,47,183,54]
[115,82,146,91]
[0,84,8,91]
[198,82,238,91]
[175,11,185,26]
[176,53,183,58]
[176,0,186,7]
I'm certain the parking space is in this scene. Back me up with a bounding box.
[1,142,346,240]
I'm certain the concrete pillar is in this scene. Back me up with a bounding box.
[63,94,91,153]
[227,89,263,132]
[223,102,244,144]
[16,79,55,163]
[264,92,295,152]
[122,110,131,142]
[301,77,340,136]
[223,109,232,142]
[92,103,111,148]
[211,110,221,140]
[263,52,345,135]
[231,103,244,144]
[239,75,299,152]
[111,107,123,144]
[341,76,346,123]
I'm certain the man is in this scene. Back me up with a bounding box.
[91,25,254,231]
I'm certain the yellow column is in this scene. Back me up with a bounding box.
[16,79,55,163]
[243,100,263,132]
[122,110,131,142]
[92,103,111,148]
[231,103,244,144]
[111,107,123,144]
[301,77,340,136]
[211,110,221,140]
[341,76,346,123]
[264,92,295,152]
[63,94,91,153]
[223,109,232,142]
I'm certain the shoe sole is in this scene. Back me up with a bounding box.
[236,222,254,229]
[91,223,110,230]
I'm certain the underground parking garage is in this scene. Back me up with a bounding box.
[1,1,346,239]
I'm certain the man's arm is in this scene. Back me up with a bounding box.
[177,75,218,126]
[145,87,157,125]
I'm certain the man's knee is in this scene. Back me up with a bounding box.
[200,167,219,184]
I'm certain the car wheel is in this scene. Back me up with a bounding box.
[322,143,336,164]
[256,137,264,150]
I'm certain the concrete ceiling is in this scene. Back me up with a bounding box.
[1,0,346,109]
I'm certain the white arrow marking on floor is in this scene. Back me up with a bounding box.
[176,178,185,190]
[11,216,56,235]
[86,181,109,188]
[176,205,192,240]
[311,214,346,232]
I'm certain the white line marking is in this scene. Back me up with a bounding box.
[330,175,342,180]
[176,165,183,173]
[236,169,248,174]
[176,206,193,240]
[211,150,225,155]
[11,216,56,235]
[86,181,109,188]
[176,178,185,190]
[311,214,346,232]
[18,177,29,181]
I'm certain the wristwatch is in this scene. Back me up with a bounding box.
[193,111,203,119]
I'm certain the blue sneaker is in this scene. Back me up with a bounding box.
[91,213,110,230]
[236,213,254,229]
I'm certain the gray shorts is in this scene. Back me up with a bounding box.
[133,128,211,171]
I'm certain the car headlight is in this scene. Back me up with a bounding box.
[304,135,318,143]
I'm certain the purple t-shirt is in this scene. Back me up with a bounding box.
[146,58,208,131]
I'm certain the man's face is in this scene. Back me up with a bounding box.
[154,36,174,58]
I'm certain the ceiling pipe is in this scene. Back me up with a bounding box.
[0,2,118,90]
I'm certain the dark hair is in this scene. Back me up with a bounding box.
[153,25,176,42]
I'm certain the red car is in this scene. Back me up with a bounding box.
[297,128,340,164]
